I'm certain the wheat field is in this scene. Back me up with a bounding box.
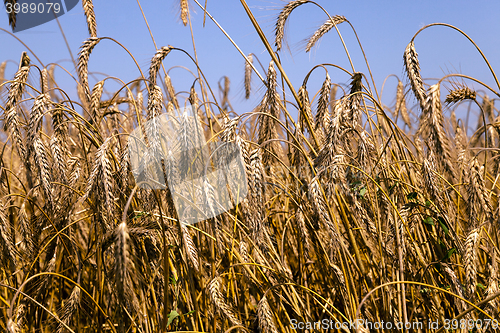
[0,1,499,332]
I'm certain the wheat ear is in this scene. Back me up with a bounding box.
[403,41,426,109]
[306,15,347,52]
[208,276,242,327]
[82,0,97,37]
[275,0,308,51]
[257,296,279,333]
[445,86,476,104]
[464,228,479,299]
[244,53,253,99]
[4,53,30,159]
[180,0,188,26]
[78,38,100,106]
[148,46,172,91]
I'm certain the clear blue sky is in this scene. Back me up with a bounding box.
[1,0,499,129]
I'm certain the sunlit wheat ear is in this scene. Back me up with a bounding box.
[27,95,52,205]
[413,135,423,160]
[56,286,81,333]
[40,68,49,94]
[17,200,35,262]
[467,158,493,226]
[78,37,100,105]
[208,276,242,327]
[7,319,20,333]
[396,80,411,128]
[90,80,104,120]
[47,64,58,101]
[4,54,30,159]
[296,207,312,259]
[202,178,224,254]
[342,72,363,129]
[290,123,306,171]
[247,148,266,247]
[180,0,189,26]
[164,73,179,109]
[443,265,467,312]
[275,0,308,51]
[314,100,342,172]
[403,41,426,109]
[148,46,171,90]
[114,221,131,309]
[445,86,476,105]
[180,223,199,272]
[188,85,199,112]
[82,0,97,37]
[68,156,81,189]
[482,94,495,123]
[49,135,67,184]
[244,53,253,99]
[306,15,347,52]
[239,240,249,263]
[219,76,230,110]
[309,177,341,249]
[119,146,130,190]
[485,251,499,315]
[33,134,53,208]
[297,85,313,135]
[83,137,115,226]
[27,93,48,149]
[464,228,479,298]
[315,73,331,135]
[422,151,441,206]
[258,61,283,166]
[420,84,455,178]
[146,85,163,120]
[257,296,279,333]
[0,61,6,92]
[0,203,16,268]
[330,263,349,304]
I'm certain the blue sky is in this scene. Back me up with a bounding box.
[1,0,499,130]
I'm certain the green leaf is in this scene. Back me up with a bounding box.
[406,192,418,200]
[389,181,399,193]
[444,248,456,260]
[438,217,449,235]
[167,310,180,327]
[359,187,367,198]
[425,200,431,207]
[423,216,434,225]
[477,283,486,290]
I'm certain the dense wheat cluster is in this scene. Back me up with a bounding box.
[1,1,500,332]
